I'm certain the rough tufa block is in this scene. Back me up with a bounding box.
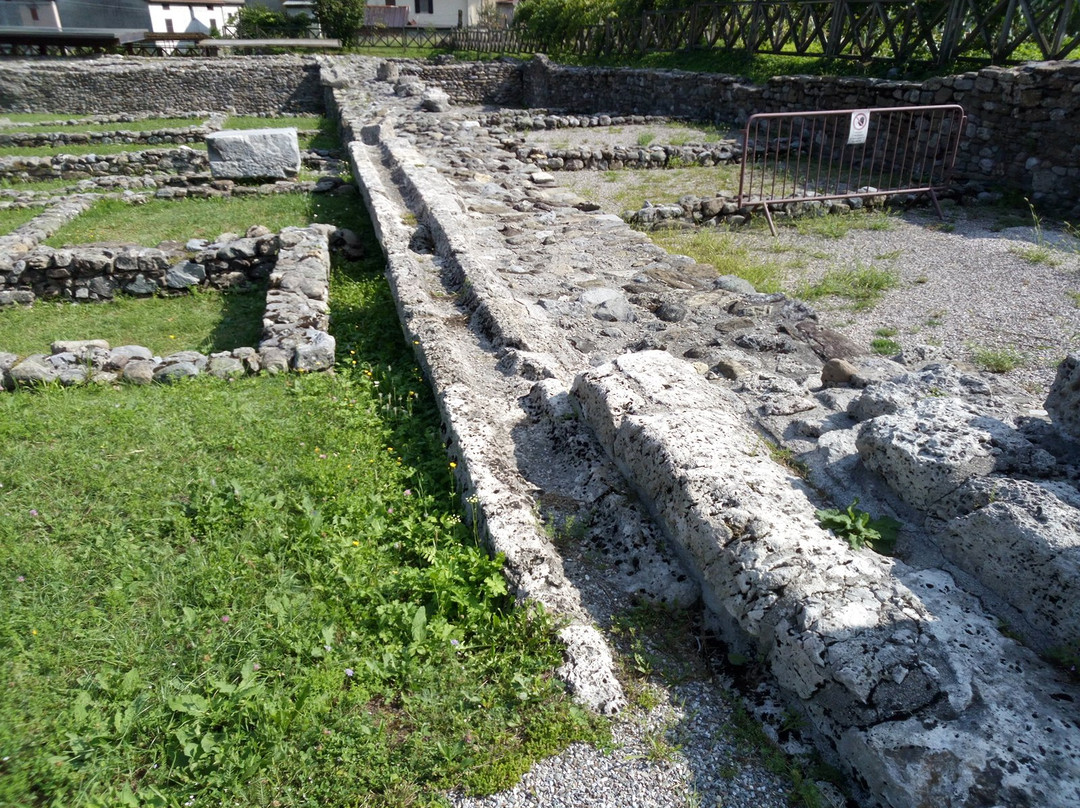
[205,128,300,180]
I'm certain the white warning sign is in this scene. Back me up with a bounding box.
[847,109,870,145]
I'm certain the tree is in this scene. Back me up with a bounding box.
[314,0,366,46]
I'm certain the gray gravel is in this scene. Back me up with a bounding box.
[448,679,801,808]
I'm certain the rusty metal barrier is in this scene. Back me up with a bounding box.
[737,104,966,235]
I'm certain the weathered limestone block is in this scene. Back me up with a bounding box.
[855,397,1055,509]
[848,364,994,422]
[1045,353,1080,440]
[206,128,300,180]
[207,354,245,379]
[571,351,955,726]
[105,345,154,370]
[9,354,61,385]
[933,477,1080,650]
[420,87,451,112]
[569,350,1080,807]
[166,260,206,289]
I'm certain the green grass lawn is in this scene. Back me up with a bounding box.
[45,194,348,248]
[0,288,266,357]
[0,199,604,807]
[0,205,45,236]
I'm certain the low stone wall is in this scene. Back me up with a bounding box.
[0,195,98,257]
[404,56,1080,217]
[381,58,522,106]
[522,57,1080,217]
[0,147,209,181]
[0,127,208,149]
[0,56,324,115]
[0,224,338,390]
[0,230,279,305]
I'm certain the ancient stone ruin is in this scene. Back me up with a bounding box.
[2,54,1079,808]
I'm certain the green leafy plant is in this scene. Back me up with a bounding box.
[816,500,901,554]
[971,345,1024,373]
[798,262,900,310]
[871,337,901,355]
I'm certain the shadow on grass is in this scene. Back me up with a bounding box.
[202,286,268,353]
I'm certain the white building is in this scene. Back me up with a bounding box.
[366,0,486,30]
[144,0,242,35]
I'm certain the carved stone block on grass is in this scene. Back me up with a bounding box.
[206,128,300,180]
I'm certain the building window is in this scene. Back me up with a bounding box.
[30,6,39,20]
[415,0,432,12]
[165,19,174,32]
[162,3,170,9]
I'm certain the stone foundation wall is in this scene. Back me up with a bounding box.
[519,57,1080,217]
[0,148,210,181]
[0,128,207,149]
[0,56,324,115]
[404,56,1080,217]
[386,58,522,106]
[0,224,337,390]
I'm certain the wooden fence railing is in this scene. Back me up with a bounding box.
[532,0,1079,65]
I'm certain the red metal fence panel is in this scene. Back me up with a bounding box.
[737,104,966,234]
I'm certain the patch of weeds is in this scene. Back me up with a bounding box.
[636,131,657,147]
[639,728,682,762]
[792,209,892,239]
[1011,243,1063,267]
[871,337,901,356]
[1009,198,1065,266]
[927,221,956,233]
[816,499,901,554]
[602,169,619,183]
[1066,291,1080,308]
[874,326,898,338]
[725,701,825,808]
[610,602,707,687]
[768,443,809,478]
[1045,643,1080,682]
[925,309,947,327]
[971,345,1025,373]
[649,228,785,293]
[874,249,903,260]
[798,262,900,310]
[914,274,930,284]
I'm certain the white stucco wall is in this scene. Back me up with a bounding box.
[367,0,480,29]
[146,1,242,34]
